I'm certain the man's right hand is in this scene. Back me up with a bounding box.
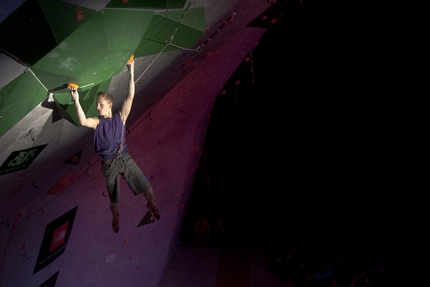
[69,89,79,102]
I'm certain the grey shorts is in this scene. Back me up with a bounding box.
[101,154,152,204]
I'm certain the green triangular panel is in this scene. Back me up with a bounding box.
[39,0,97,44]
[0,0,57,65]
[53,79,111,126]
[102,9,154,51]
[134,8,205,57]
[106,0,186,9]
[31,9,154,93]
[0,72,48,137]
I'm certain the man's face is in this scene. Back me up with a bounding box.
[96,98,111,117]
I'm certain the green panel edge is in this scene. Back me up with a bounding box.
[105,0,186,9]
[39,0,97,44]
[0,72,48,138]
[134,8,205,57]
[32,9,154,92]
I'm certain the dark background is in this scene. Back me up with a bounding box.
[180,2,423,285]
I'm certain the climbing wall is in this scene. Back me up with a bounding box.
[0,0,204,136]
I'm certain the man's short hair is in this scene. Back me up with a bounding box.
[97,92,114,104]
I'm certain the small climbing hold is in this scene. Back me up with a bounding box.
[18,208,26,216]
[32,180,39,189]
[76,10,84,20]
[184,59,196,68]
[47,175,71,195]
[127,54,134,64]
[67,83,79,90]
[204,52,214,58]
[13,218,19,228]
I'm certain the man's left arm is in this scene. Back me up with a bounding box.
[120,59,135,124]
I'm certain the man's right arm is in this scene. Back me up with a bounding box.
[70,89,98,129]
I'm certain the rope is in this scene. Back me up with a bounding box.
[136,7,239,83]
[135,2,191,83]
[194,9,238,57]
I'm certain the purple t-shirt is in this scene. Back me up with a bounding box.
[94,113,128,159]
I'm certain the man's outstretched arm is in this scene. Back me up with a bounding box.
[120,59,135,125]
[70,89,98,129]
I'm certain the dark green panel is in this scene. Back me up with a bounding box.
[0,72,48,138]
[39,0,97,43]
[134,8,204,57]
[0,0,57,65]
[166,7,205,49]
[176,7,205,31]
[106,0,186,9]
[31,9,153,93]
[102,9,154,51]
[54,79,111,126]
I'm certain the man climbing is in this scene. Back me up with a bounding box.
[69,57,160,233]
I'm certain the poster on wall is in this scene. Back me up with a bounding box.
[33,206,78,274]
[0,144,48,175]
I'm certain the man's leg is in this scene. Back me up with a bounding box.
[110,201,119,220]
[110,201,120,233]
[123,155,161,220]
[144,187,161,220]
[102,158,121,233]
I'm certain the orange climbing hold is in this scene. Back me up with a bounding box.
[127,54,134,64]
[67,83,79,90]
